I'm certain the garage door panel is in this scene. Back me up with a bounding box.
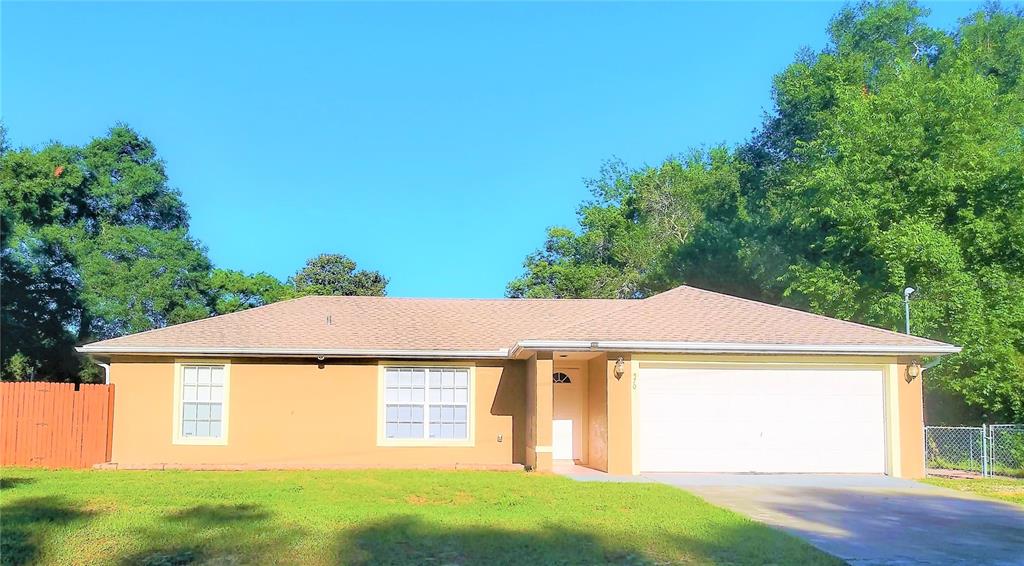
[638,366,885,473]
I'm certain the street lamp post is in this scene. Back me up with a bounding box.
[903,287,915,334]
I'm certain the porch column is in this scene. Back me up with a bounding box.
[525,352,554,471]
[605,352,634,475]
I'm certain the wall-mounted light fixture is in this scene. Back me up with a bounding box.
[906,360,922,383]
[614,357,625,380]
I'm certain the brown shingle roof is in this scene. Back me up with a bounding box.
[79,286,957,356]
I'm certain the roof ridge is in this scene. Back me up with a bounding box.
[675,284,949,346]
[300,295,628,303]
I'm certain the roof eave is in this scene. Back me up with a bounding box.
[513,340,961,357]
[75,346,510,359]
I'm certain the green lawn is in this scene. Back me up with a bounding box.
[0,468,838,566]
[922,477,1024,506]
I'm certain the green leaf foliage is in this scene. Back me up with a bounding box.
[509,1,1024,422]
[289,253,388,297]
[2,126,388,382]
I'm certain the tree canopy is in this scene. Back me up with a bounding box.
[508,1,1024,422]
[1,126,387,381]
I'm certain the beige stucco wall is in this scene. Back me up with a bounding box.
[108,356,526,469]
[586,355,608,472]
[107,352,928,477]
[896,359,925,479]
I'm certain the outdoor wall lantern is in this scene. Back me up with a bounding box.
[906,360,922,383]
[614,357,625,380]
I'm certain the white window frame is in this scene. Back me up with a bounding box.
[377,362,476,447]
[172,360,230,446]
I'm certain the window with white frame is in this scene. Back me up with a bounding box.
[384,367,470,441]
[180,365,226,439]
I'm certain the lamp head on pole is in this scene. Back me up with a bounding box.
[904,287,915,300]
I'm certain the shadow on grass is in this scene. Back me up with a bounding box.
[119,503,304,566]
[333,514,836,565]
[0,496,94,566]
[0,477,37,490]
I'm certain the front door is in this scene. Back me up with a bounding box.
[552,368,583,461]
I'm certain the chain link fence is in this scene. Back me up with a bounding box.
[924,424,1024,478]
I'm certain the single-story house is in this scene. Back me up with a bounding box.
[78,285,959,477]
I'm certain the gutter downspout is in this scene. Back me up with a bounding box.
[94,361,111,385]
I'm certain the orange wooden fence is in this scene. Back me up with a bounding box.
[1,382,115,468]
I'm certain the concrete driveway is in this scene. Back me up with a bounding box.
[646,474,1024,566]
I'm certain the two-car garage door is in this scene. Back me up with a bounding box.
[637,365,886,473]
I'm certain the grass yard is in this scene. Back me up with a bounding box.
[922,477,1024,506]
[0,468,838,566]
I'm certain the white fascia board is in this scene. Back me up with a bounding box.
[514,340,961,356]
[75,345,510,359]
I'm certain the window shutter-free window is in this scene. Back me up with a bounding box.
[384,367,469,441]
[181,365,226,439]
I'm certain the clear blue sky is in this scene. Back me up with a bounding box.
[2,1,981,298]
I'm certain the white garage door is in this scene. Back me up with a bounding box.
[637,365,885,473]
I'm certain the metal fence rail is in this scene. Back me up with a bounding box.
[924,424,1024,478]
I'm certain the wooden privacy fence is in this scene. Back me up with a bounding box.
[1,382,114,468]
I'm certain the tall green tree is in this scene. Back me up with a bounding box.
[1,125,213,380]
[290,253,388,297]
[509,1,1024,421]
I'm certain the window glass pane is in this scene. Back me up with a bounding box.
[411,370,425,387]
[442,406,455,422]
[386,423,398,438]
[183,403,197,420]
[398,388,411,403]
[398,405,411,421]
[442,371,454,387]
[454,406,467,423]
[429,405,441,422]
[428,388,440,403]
[454,389,467,403]
[411,388,424,403]
[398,423,411,438]
[183,385,197,401]
[429,370,441,388]
[197,404,211,419]
[399,372,411,387]
[386,406,398,421]
[196,421,211,437]
[386,371,399,387]
[210,422,222,438]
[443,423,454,439]
[411,405,424,422]
[197,386,211,402]
[182,421,197,436]
[197,367,211,385]
[210,386,223,402]
[211,367,224,385]
[386,388,398,402]
[454,423,467,439]
[441,389,454,403]
[183,367,198,385]
[429,423,441,438]
[455,371,468,387]
[211,404,222,419]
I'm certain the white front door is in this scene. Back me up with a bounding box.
[552,369,583,461]
[553,419,574,460]
[637,364,886,473]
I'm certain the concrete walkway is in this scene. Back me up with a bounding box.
[559,468,1024,565]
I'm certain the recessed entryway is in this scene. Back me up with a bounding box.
[552,367,586,462]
